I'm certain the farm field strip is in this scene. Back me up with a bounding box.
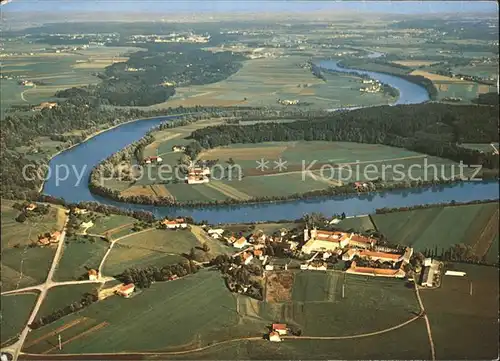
[24,317,88,348]
[42,321,109,354]
[205,182,251,201]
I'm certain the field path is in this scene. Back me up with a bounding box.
[18,312,424,358]
[97,227,155,276]
[20,84,36,102]
[414,285,436,361]
[205,182,251,201]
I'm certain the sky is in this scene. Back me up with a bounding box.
[1,0,498,14]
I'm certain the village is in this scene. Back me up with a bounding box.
[15,200,466,346]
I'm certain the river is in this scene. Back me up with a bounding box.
[42,61,498,223]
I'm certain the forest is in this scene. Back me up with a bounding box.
[56,46,245,106]
[190,103,499,169]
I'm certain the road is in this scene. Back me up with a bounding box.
[3,217,69,361]
[97,227,155,276]
[414,284,436,360]
[17,311,424,359]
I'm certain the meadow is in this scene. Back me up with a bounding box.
[1,199,63,249]
[101,228,200,276]
[421,264,499,359]
[1,247,55,292]
[35,284,98,320]
[23,271,240,354]
[409,69,496,102]
[1,292,38,346]
[89,213,137,239]
[371,202,499,263]
[1,42,143,114]
[142,56,395,110]
[53,235,109,282]
[22,269,425,356]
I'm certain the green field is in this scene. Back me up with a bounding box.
[0,42,142,116]
[142,56,395,110]
[421,264,498,359]
[53,235,109,281]
[35,284,98,320]
[1,199,63,249]
[372,202,499,263]
[89,213,137,238]
[23,271,240,354]
[102,228,201,276]
[162,319,431,360]
[1,247,55,292]
[280,272,420,336]
[335,215,376,233]
[1,292,38,346]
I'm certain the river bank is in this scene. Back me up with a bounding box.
[40,58,498,223]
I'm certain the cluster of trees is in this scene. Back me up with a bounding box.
[375,198,498,214]
[210,254,264,300]
[473,92,499,106]
[89,175,477,208]
[422,243,496,266]
[56,47,245,106]
[12,202,50,223]
[30,292,98,330]
[1,101,251,200]
[190,103,499,170]
[117,261,200,289]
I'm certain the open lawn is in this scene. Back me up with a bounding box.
[1,292,38,346]
[372,202,499,263]
[421,264,499,359]
[35,284,98,321]
[53,235,109,282]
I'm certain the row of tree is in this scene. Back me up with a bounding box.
[117,261,200,289]
[30,292,98,330]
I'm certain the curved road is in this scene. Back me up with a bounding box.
[18,311,425,359]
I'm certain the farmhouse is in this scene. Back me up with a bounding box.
[80,221,94,230]
[161,218,187,229]
[144,156,163,164]
[249,231,266,244]
[88,269,99,281]
[226,235,237,245]
[233,237,248,249]
[25,203,37,211]
[272,323,288,335]
[241,251,254,265]
[347,261,406,278]
[420,258,441,287]
[302,228,352,254]
[269,331,281,342]
[186,167,210,184]
[116,283,135,298]
[35,102,58,110]
[207,228,225,238]
[72,207,88,215]
[172,145,186,152]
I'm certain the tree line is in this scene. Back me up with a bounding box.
[189,103,499,169]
